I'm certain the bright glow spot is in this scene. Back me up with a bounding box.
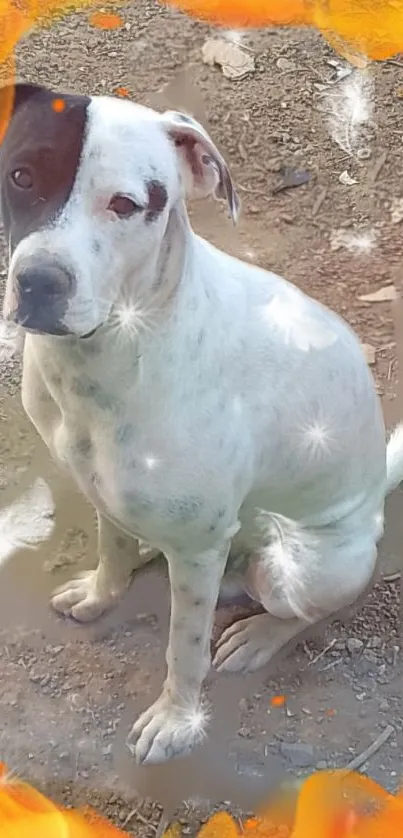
[262,287,338,352]
[223,29,245,44]
[144,455,160,471]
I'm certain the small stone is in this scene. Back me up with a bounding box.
[380,699,390,712]
[346,637,364,655]
[316,760,328,770]
[280,742,315,767]
[238,726,253,739]
[364,650,378,663]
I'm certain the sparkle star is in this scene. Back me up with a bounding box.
[110,299,155,342]
[298,417,335,460]
[177,699,210,744]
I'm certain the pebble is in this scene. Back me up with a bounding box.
[237,726,254,739]
[280,742,315,767]
[346,637,364,655]
[380,699,390,712]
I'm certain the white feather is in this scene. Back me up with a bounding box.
[255,510,321,622]
[325,69,374,157]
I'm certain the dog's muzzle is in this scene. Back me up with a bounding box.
[6,262,75,336]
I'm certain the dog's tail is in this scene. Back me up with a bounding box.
[386,422,403,494]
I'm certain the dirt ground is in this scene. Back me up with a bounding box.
[0,1,403,832]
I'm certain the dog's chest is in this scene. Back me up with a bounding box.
[59,423,231,545]
[40,367,232,544]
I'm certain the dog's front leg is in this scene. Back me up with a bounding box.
[128,541,230,765]
[52,512,159,621]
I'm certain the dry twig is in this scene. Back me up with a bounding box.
[344,724,395,772]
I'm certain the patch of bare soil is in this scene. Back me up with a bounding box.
[0,1,402,833]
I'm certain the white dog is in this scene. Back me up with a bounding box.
[1,82,403,765]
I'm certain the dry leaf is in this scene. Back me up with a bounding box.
[276,57,296,71]
[163,825,182,838]
[359,285,397,303]
[362,343,376,365]
[391,197,403,224]
[272,167,311,194]
[338,170,358,185]
[202,38,255,80]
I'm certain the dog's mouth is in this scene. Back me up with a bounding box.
[80,327,99,340]
[80,322,107,339]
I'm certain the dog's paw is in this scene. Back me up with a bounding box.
[51,570,124,622]
[127,692,208,765]
[213,614,275,673]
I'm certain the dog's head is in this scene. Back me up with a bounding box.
[0,83,239,339]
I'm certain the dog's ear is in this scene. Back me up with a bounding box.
[0,82,49,148]
[161,110,240,224]
[0,82,46,119]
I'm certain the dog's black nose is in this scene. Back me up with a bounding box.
[12,262,75,335]
[16,264,74,298]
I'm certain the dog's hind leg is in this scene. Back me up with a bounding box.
[213,516,379,674]
[51,512,159,622]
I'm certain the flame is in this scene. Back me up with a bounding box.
[0,0,402,142]
[197,771,403,838]
[88,11,124,28]
[1,763,403,837]
[163,0,403,63]
[0,763,126,836]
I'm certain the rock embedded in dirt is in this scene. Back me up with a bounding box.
[201,39,255,81]
[346,637,364,655]
[279,741,316,767]
[359,285,397,303]
[362,343,376,365]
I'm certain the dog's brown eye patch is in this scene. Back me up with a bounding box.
[10,167,33,189]
[146,180,168,223]
[108,194,140,218]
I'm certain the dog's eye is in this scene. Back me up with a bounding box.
[10,167,33,190]
[108,194,139,218]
